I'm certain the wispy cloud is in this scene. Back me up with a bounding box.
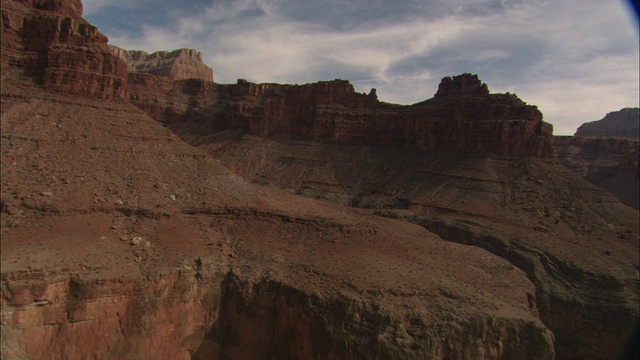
[86,0,639,135]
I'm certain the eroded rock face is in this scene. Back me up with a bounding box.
[1,270,226,360]
[109,45,214,82]
[554,108,639,209]
[1,265,555,360]
[1,0,127,99]
[129,74,553,158]
[554,136,639,209]
[575,108,640,138]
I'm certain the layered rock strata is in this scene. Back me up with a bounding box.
[204,136,640,359]
[109,45,214,82]
[1,0,127,99]
[2,1,637,359]
[125,73,553,158]
[0,86,557,357]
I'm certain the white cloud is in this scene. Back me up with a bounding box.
[82,0,145,15]
[109,8,476,86]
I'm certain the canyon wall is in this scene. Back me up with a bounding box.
[206,135,640,359]
[1,0,127,99]
[127,73,554,158]
[555,108,639,209]
[1,2,559,359]
[2,266,555,360]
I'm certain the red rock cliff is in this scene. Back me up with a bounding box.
[136,73,553,158]
[1,0,127,99]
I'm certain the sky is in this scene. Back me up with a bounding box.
[83,0,639,135]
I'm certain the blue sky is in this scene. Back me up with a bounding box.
[83,0,639,135]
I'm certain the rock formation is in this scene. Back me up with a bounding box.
[109,45,214,82]
[1,0,127,99]
[574,108,640,138]
[434,73,489,97]
[123,73,553,158]
[408,74,552,157]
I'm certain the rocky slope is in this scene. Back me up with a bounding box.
[0,85,555,359]
[196,134,639,359]
[118,46,637,359]
[574,108,639,138]
[554,136,639,209]
[1,0,559,359]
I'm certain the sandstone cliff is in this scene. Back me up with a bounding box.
[124,73,553,158]
[574,107,640,138]
[1,0,127,99]
[109,45,214,82]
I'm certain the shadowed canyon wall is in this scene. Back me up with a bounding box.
[125,74,554,158]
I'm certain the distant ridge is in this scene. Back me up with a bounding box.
[574,107,639,138]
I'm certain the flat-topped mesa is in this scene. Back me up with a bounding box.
[434,73,489,98]
[231,78,364,98]
[109,45,214,82]
[256,76,551,157]
[575,107,640,138]
[212,79,380,136]
[142,74,553,157]
[1,0,127,99]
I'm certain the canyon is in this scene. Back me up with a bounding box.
[1,1,638,360]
